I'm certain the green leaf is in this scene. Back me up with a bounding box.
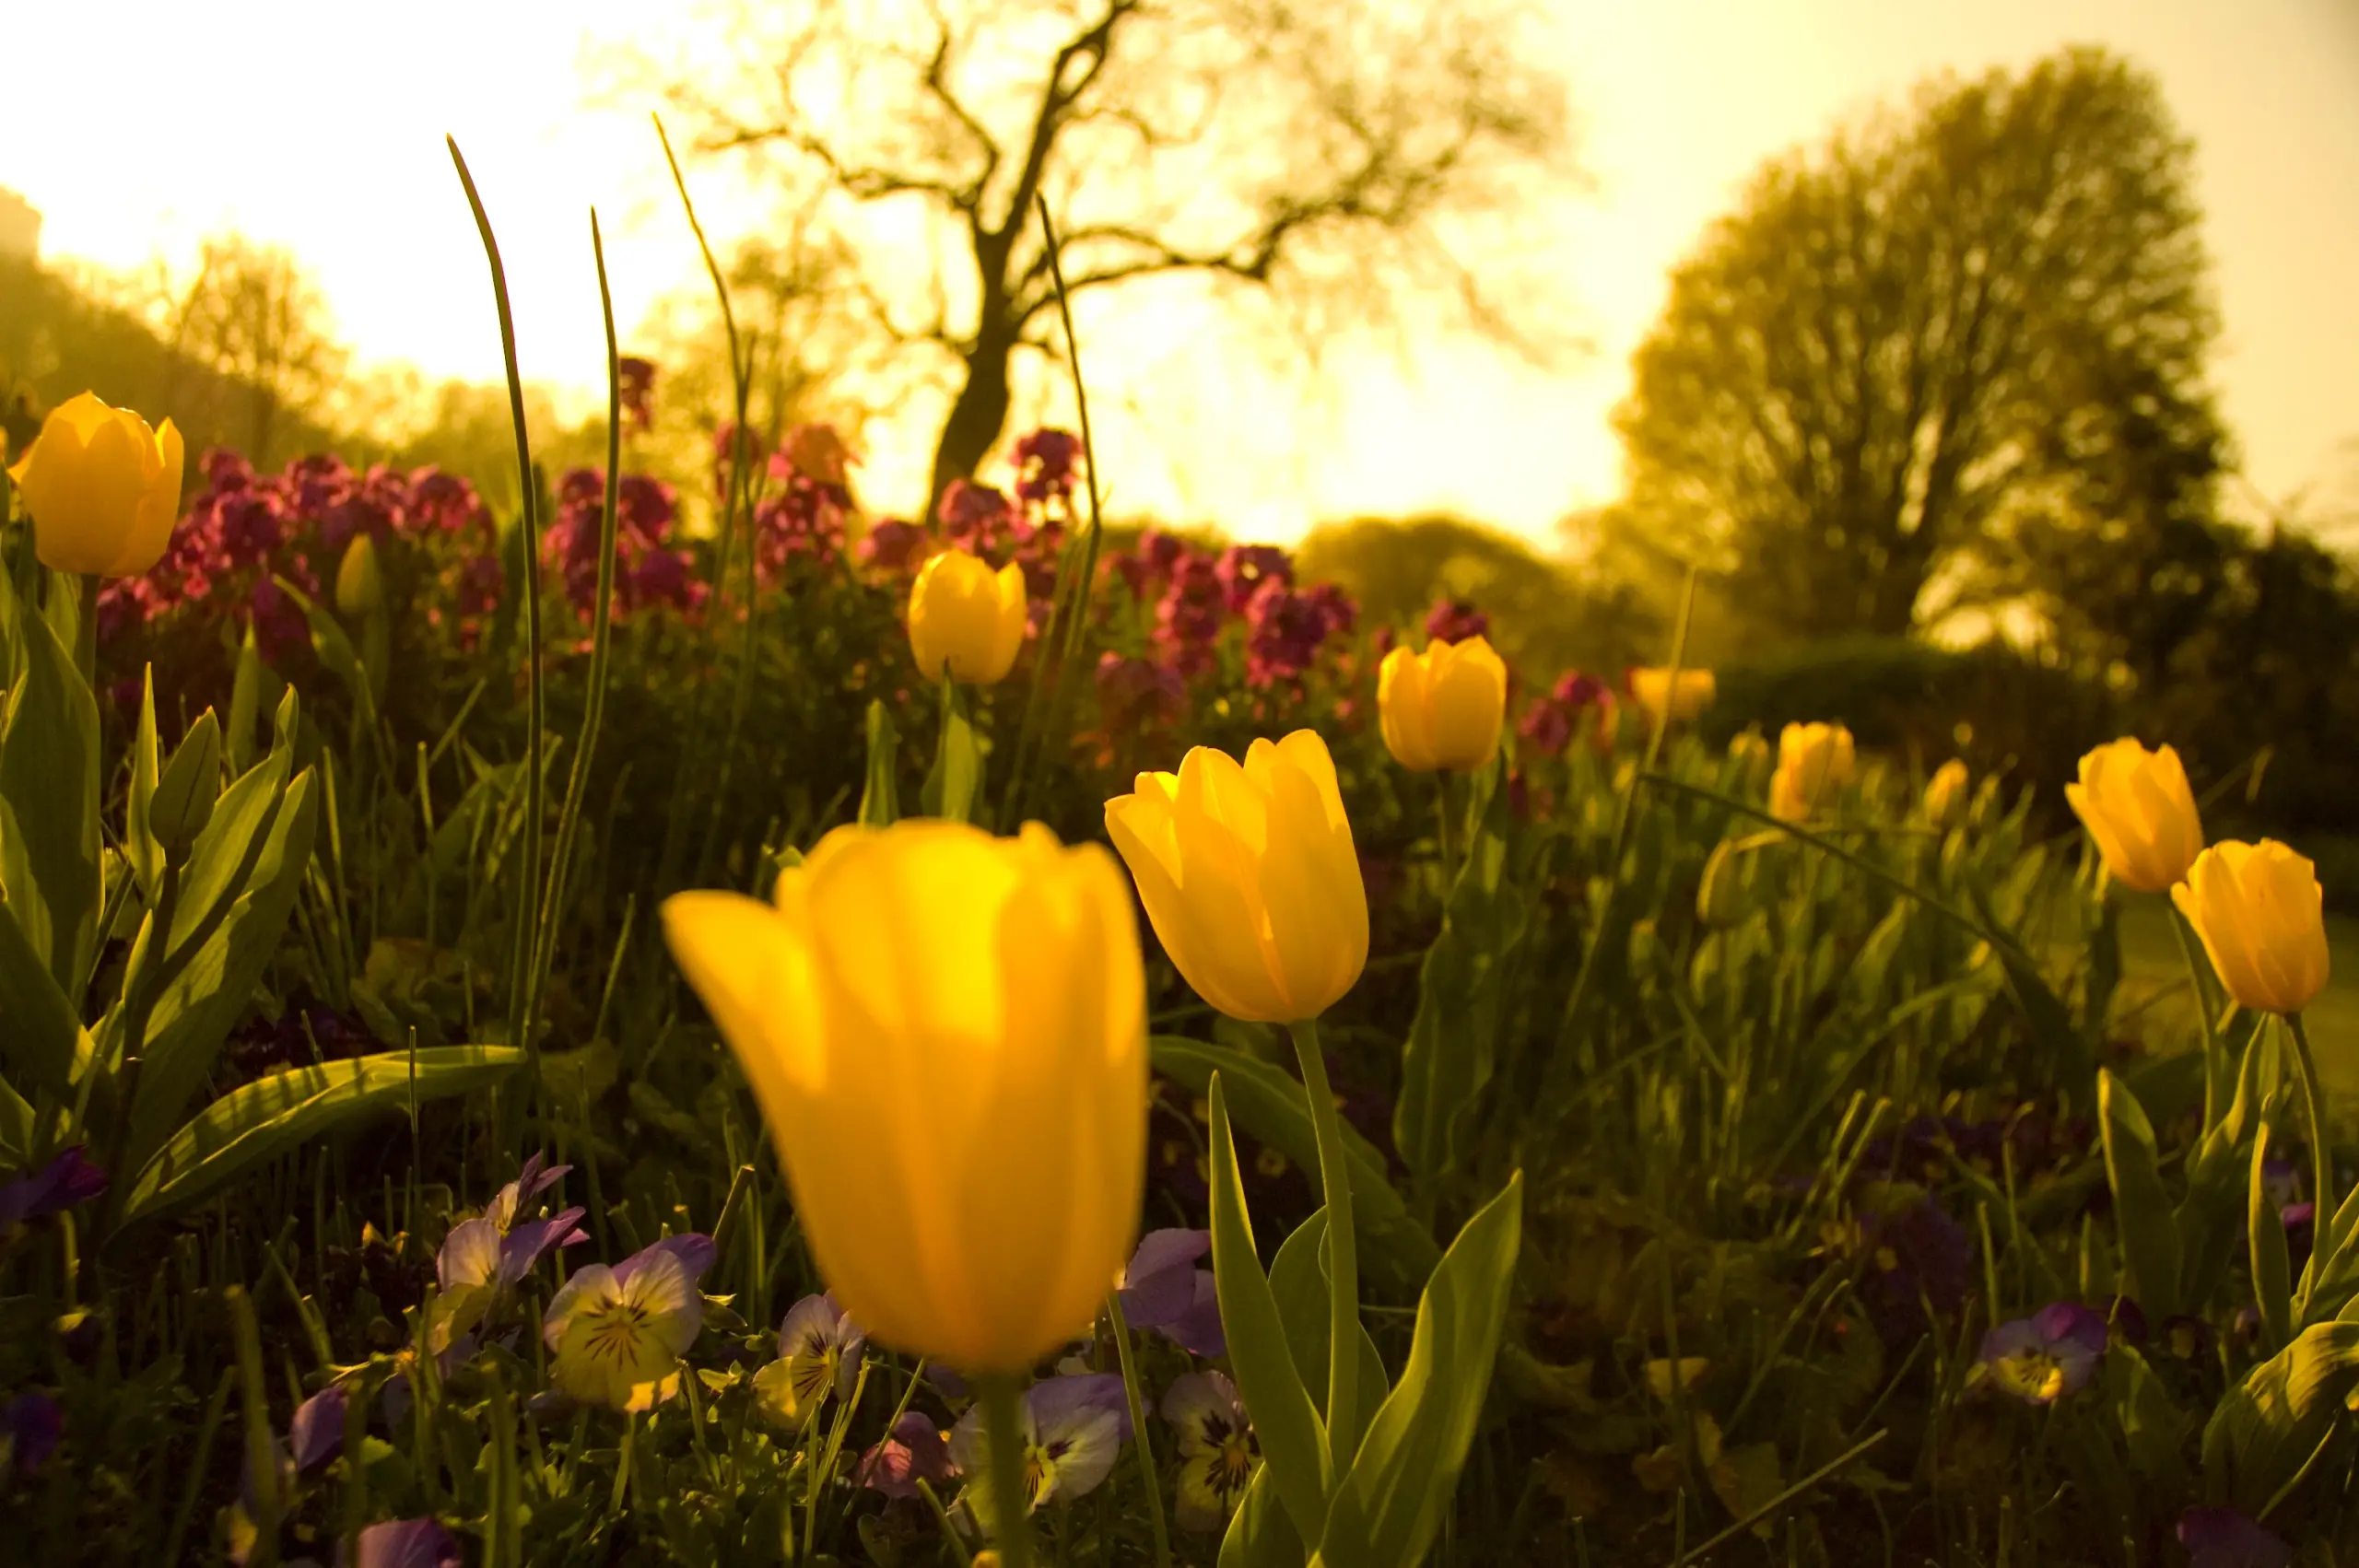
[118,770,320,1178]
[1219,1466,1305,1568]
[127,668,163,895]
[2105,1342,2190,1493]
[0,889,88,1102]
[0,1074,31,1166]
[919,675,983,825]
[2097,1069,2182,1319]
[2248,1124,2294,1349]
[1153,1036,1439,1293]
[1964,881,2087,1084]
[2200,1319,2359,1516]
[119,1046,524,1225]
[1207,1071,1332,1550]
[1316,1171,1523,1568]
[0,583,100,994]
[1267,1209,1391,1460]
[274,576,374,720]
[150,709,223,865]
[858,699,898,827]
[1395,763,1537,1188]
[168,740,293,956]
[225,621,266,777]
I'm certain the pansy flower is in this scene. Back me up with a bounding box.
[949,1374,1130,1529]
[2,1391,63,1476]
[289,1386,347,1474]
[542,1239,710,1411]
[0,1147,108,1235]
[1161,1371,1259,1530]
[432,1154,585,1346]
[1116,1229,1226,1357]
[858,1410,957,1499]
[754,1293,865,1429]
[1973,1302,2107,1404]
[337,1517,464,1568]
[2177,1505,2292,1568]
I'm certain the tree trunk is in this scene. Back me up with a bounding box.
[924,330,1016,526]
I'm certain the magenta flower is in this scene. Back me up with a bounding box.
[1012,427,1082,505]
[1975,1302,2107,1403]
[1425,598,1489,644]
[1095,652,1187,728]
[616,357,657,432]
[859,518,929,571]
[1215,544,1293,612]
[0,1147,108,1233]
[858,1410,957,1499]
[938,478,1015,545]
[2176,1506,2291,1568]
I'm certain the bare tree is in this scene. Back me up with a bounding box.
[654,0,1583,515]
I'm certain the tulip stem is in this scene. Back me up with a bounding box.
[2169,905,2225,1130]
[1435,773,1458,886]
[1288,1015,1361,1469]
[2286,1012,2338,1304]
[977,1374,1040,1568]
[1103,1292,1174,1568]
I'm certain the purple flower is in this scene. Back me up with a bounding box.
[1012,427,1082,505]
[754,1293,865,1428]
[0,1147,108,1233]
[949,1374,1131,1523]
[1118,1229,1226,1357]
[1425,598,1489,644]
[1161,1371,1258,1530]
[939,478,1014,544]
[617,357,657,432]
[612,1233,716,1290]
[859,1410,956,1499]
[1518,698,1572,755]
[2,1391,63,1475]
[1096,653,1187,727]
[859,519,929,571]
[1215,544,1293,613]
[288,1387,347,1473]
[2177,1506,2292,1568]
[1976,1302,2107,1403]
[1857,1198,1971,1347]
[338,1518,463,1568]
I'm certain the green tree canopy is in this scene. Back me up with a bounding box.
[1612,45,2225,643]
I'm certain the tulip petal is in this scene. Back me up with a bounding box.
[111,416,183,576]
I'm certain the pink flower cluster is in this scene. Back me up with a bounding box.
[99,450,495,664]
[543,469,704,624]
[1518,669,1614,755]
[1107,531,1357,692]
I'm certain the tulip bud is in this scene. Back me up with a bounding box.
[1627,666,1716,724]
[1104,731,1368,1024]
[335,534,385,617]
[2063,739,2202,895]
[662,820,1146,1373]
[908,547,1027,685]
[1377,636,1508,773]
[6,392,185,576]
[1696,838,1754,928]
[1727,729,1772,789]
[1923,759,1969,832]
[150,710,223,860]
[2170,840,2330,1014]
[1768,722,1856,824]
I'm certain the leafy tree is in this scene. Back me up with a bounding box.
[654,0,1583,516]
[153,236,349,464]
[1612,46,2224,642]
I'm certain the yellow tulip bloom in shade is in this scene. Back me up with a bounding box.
[1103,731,1368,1024]
[661,820,1146,1374]
[2170,840,2330,1015]
[908,546,1027,684]
[1628,666,1717,722]
[2063,739,2203,895]
[7,392,185,576]
[1377,635,1508,772]
[1768,722,1856,824]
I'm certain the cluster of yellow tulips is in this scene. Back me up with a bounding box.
[2065,737,2330,1017]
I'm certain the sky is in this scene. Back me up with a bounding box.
[5,0,2356,547]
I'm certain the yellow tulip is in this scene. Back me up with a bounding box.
[908,546,1027,684]
[2063,738,2202,895]
[1768,721,1855,824]
[335,533,385,616]
[661,820,1146,1374]
[1377,635,1508,772]
[1923,759,1970,831]
[1726,729,1772,788]
[1103,731,1367,1024]
[1628,666,1717,722]
[2170,840,2330,1015]
[7,392,185,576]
